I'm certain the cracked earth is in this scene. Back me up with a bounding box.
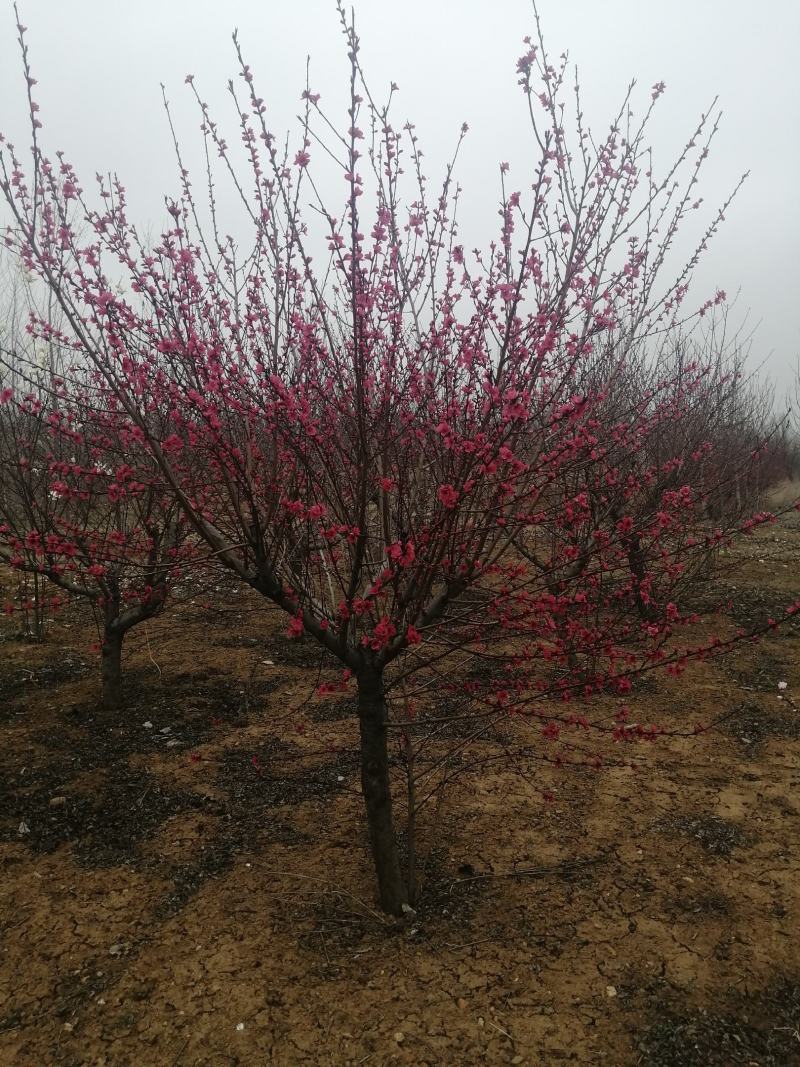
[1,512,799,1065]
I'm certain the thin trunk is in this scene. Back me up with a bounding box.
[403,728,417,906]
[32,571,45,640]
[626,533,657,622]
[101,626,124,710]
[357,668,408,915]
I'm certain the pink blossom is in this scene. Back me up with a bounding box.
[162,433,184,452]
[387,541,415,567]
[363,616,397,651]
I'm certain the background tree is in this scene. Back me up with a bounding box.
[0,364,188,708]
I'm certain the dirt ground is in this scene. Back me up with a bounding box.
[1,515,799,1066]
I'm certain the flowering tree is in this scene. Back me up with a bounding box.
[1,4,777,912]
[0,251,66,636]
[0,363,187,708]
[520,332,783,633]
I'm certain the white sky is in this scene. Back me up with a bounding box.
[1,0,798,398]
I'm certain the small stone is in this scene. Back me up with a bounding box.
[606,985,617,998]
[17,820,30,836]
[63,1022,74,1032]
[165,739,181,748]
[235,1022,245,1032]
[142,721,153,729]
[512,1057,524,1065]
[477,1016,485,1028]
[457,998,467,1010]
[49,796,66,808]
[393,1032,405,1044]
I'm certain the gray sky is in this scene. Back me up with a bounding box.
[1,0,798,397]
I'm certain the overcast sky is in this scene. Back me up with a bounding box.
[1,1,798,398]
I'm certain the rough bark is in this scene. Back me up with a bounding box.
[101,626,124,710]
[357,668,408,915]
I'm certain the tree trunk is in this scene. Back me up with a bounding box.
[626,533,657,622]
[357,669,408,915]
[101,627,124,710]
